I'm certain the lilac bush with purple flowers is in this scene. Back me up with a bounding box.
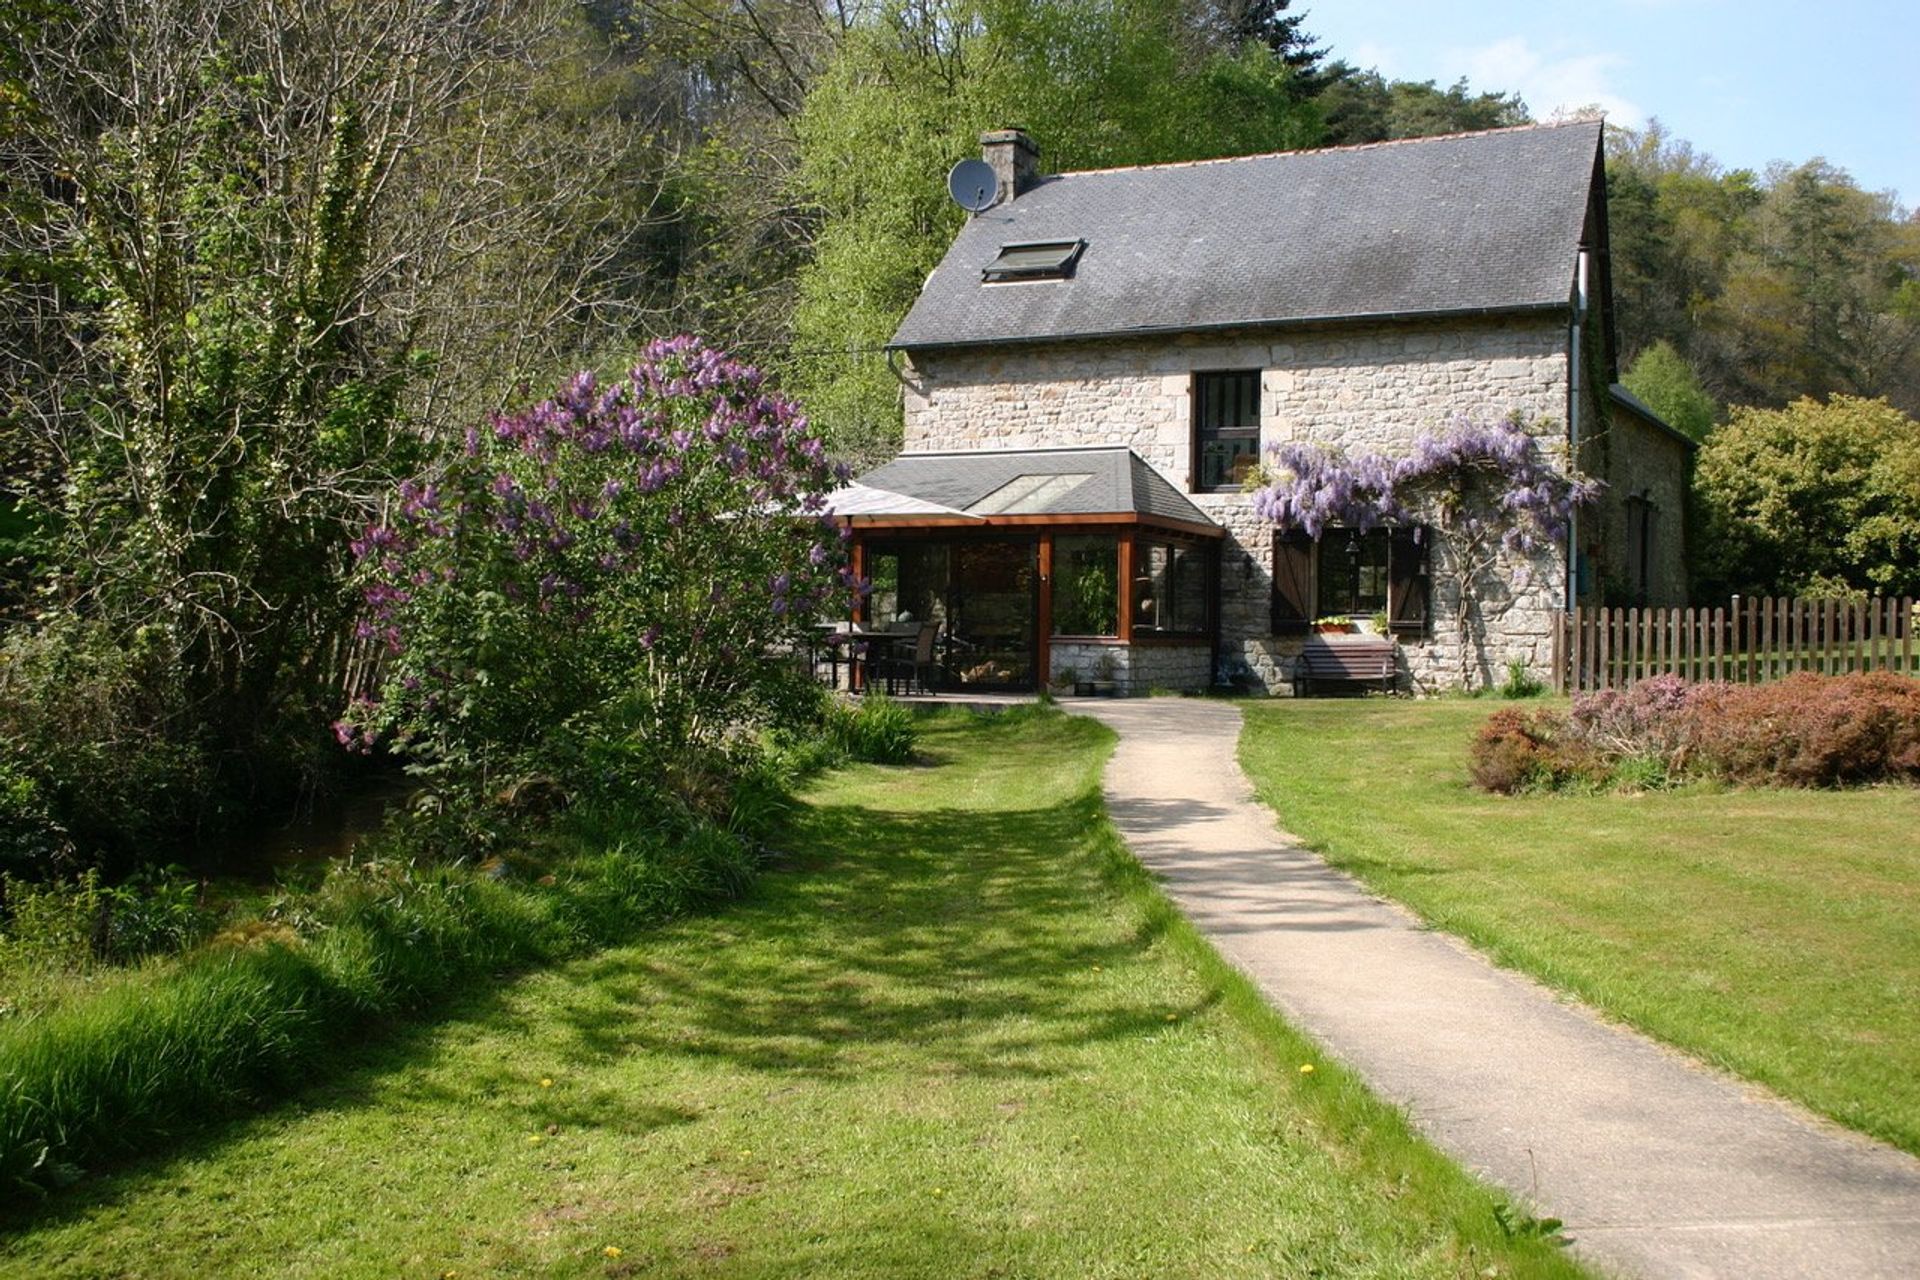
[1251,412,1600,689]
[340,337,854,794]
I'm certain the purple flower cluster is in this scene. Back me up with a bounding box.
[1250,413,1601,555]
[1567,673,1698,758]
[342,337,856,756]
[332,698,381,755]
[1250,443,1408,538]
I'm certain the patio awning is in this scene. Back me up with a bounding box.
[846,446,1222,537]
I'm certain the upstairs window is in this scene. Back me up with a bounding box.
[981,240,1084,282]
[1193,370,1261,492]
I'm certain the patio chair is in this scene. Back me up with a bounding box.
[870,621,943,695]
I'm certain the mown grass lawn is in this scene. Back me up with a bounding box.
[1240,698,1920,1155]
[1,709,1582,1279]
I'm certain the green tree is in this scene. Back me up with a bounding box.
[1207,0,1328,85]
[1605,123,1920,417]
[0,0,673,857]
[1622,340,1719,441]
[1694,395,1920,597]
[1705,161,1920,412]
[1604,121,1757,373]
[787,0,1323,458]
[1315,67,1527,146]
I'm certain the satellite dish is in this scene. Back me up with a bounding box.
[947,158,999,214]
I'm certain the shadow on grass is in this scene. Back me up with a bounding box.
[1,755,1190,1237]
[483,789,1190,1083]
[0,974,541,1237]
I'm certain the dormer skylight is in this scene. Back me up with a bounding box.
[982,239,1084,283]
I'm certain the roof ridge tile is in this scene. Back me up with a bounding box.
[1049,119,1600,180]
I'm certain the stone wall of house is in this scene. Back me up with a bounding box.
[1047,640,1212,697]
[1590,406,1690,607]
[902,316,1574,692]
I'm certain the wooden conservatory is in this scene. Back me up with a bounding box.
[826,446,1224,695]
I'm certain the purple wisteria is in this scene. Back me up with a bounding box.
[1251,412,1602,690]
[1250,412,1602,556]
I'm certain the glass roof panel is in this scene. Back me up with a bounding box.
[968,472,1094,515]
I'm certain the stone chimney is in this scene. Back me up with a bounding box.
[981,128,1040,205]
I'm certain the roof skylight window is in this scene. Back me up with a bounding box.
[968,472,1094,514]
[982,239,1084,282]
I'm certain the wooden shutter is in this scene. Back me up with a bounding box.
[1388,526,1430,637]
[1271,529,1314,634]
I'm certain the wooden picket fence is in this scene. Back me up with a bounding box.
[1553,596,1919,693]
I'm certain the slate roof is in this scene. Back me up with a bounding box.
[890,121,1603,352]
[851,446,1218,530]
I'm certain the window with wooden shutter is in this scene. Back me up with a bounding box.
[1271,528,1314,634]
[1316,528,1390,617]
[1387,525,1431,637]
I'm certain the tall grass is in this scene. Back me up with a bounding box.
[0,801,758,1196]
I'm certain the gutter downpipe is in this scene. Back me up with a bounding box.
[1568,250,1590,613]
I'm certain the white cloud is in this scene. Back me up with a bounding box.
[1458,36,1646,126]
[1347,41,1401,78]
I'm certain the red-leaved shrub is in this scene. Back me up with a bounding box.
[1469,708,1599,793]
[1470,672,1920,793]
[1683,673,1920,787]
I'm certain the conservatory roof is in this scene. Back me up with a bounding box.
[844,447,1220,535]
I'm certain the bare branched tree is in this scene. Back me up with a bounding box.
[0,0,675,756]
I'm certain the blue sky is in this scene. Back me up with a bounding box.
[1302,2,1919,208]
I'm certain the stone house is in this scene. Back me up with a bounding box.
[837,121,1693,694]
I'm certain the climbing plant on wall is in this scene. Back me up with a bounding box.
[1250,413,1601,689]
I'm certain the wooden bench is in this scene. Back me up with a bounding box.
[1292,636,1397,696]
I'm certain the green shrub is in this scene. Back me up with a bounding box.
[1608,754,1674,793]
[1,867,214,973]
[1498,659,1546,699]
[0,762,68,877]
[827,694,918,764]
[0,620,220,874]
